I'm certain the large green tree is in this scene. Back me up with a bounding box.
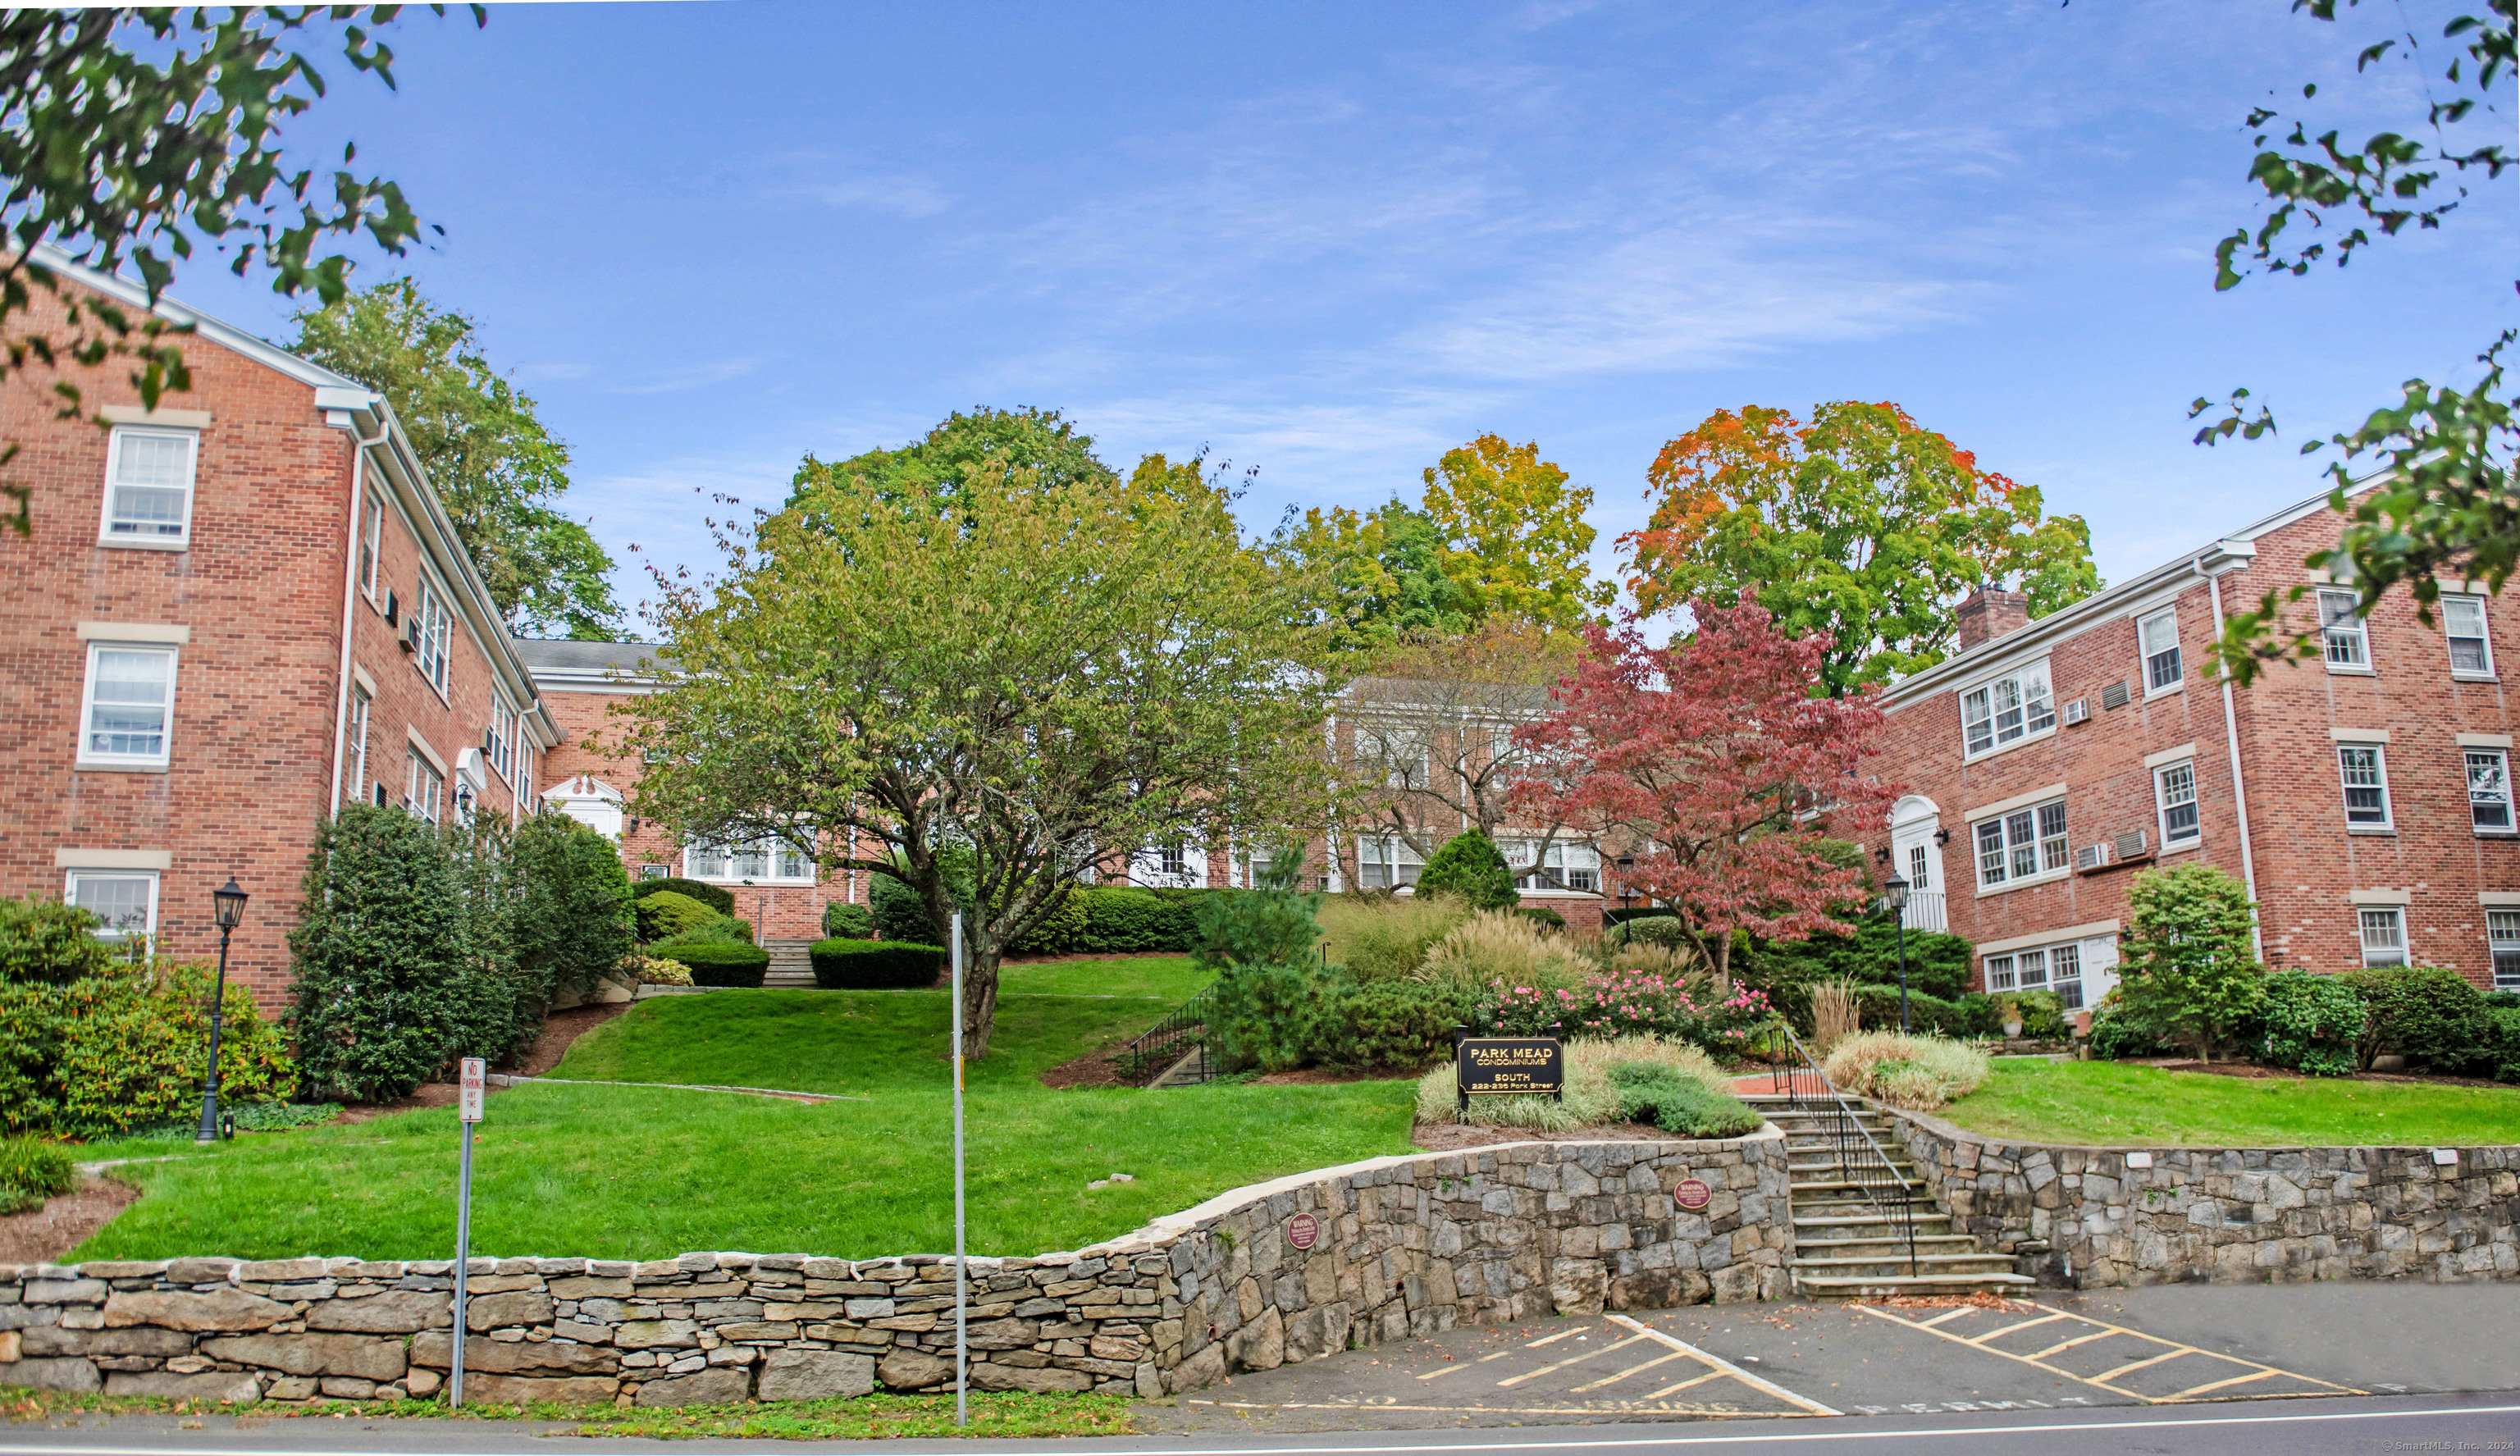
[1619,401,2100,697]
[1270,498,1479,651]
[785,405,1119,518]
[289,279,621,638]
[625,438,1340,1057]
[2197,1,2514,682]
[0,6,479,538]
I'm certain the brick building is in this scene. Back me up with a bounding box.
[1866,489,2517,1005]
[1,252,557,1007]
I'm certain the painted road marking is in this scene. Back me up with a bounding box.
[1569,1350,1693,1392]
[1496,1334,1650,1387]
[1858,1303,2366,1404]
[1604,1312,1844,1417]
[1417,1330,1583,1381]
[1525,1326,1592,1348]
[1962,1310,2070,1344]
[1915,1308,1979,1329]
[1642,1367,1732,1399]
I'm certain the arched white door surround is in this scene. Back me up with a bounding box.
[543,774,627,839]
[1888,794,1948,933]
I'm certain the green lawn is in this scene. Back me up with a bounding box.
[73,979,1411,1263]
[998,956,1210,1001]
[1939,1059,2520,1148]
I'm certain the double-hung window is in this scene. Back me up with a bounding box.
[64,869,158,940]
[79,643,176,769]
[2468,749,2513,834]
[2444,595,2494,678]
[2490,911,2520,990]
[2319,589,2370,669]
[486,701,516,784]
[101,427,199,545]
[413,577,452,693]
[1983,942,2088,1008]
[1975,798,2068,888]
[1358,835,1424,889]
[1960,663,2056,757]
[1365,726,1431,789]
[406,749,444,824]
[2139,609,2182,695]
[1507,839,1600,892]
[2154,760,2200,850]
[358,487,383,596]
[345,686,372,809]
[2338,745,2392,828]
[684,835,814,883]
[2358,907,2407,968]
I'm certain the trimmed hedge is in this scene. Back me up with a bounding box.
[810,938,946,990]
[654,943,769,988]
[823,901,874,939]
[632,877,735,916]
[1011,887,1227,956]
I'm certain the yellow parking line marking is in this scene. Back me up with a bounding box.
[1524,1326,1591,1348]
[2026,1330,2126,1359]
[1570,1350,1691,1392]
[1642,1367,1731,1399]
[1916,1308,1980,1329]
[1605,1313,1844,1417]
[2171,1369,2278,1399]
[2091,1348,2202,1385]
[1967,1311,2071,1345]
[1413,1364,1470,1381]
[1495,1334,1647,1387]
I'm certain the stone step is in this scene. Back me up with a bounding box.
[1793,1271,2038,1299]
[760,938,816,988]
[1792,1250,2020,1275]
[1793,1230,1979,1251]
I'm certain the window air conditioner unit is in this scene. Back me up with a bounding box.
[2061,698,2090,726]
[2099,680,2130,710]
[2114,828,2148,860]
[2075,842,2109,871]
[399,613,421,654]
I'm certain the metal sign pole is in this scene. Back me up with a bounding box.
[951,911,967,1429]
[452,1056,484,1408]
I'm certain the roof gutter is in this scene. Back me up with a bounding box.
[323,388,389,814]
[2194,538,2266,959]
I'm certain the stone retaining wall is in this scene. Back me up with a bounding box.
[0,1133,1793,1406]
[1882,1107,2520,1286]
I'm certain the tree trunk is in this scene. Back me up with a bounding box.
[963,946,1000,1061]
[1705,931,1732,997]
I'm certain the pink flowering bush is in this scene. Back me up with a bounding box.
[1471,970,1776,1052]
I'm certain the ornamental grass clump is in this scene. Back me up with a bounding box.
[1321,892,1474,983]
[1822,1030,1990,1110]
[1416,909,1589,1000]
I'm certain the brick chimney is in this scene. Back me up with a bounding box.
[1956,587,2030,652]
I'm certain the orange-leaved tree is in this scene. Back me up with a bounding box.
[1509,595,1901,989]
[1620,402,2098,697]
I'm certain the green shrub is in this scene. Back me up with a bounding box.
[1009,886,1210,956]
[871,870,943,944]
[655,943,770,988]
[810,938,945,990]
[1192,863,1323,974]
[1732,909,1974,1031]
[1605,1062,1764,1138]
[510,814,636,1004]
[1208,961,1344,1073]
[2343,965,2495,1072]
[2490,1006,2520,1084]
[2088,996,2176,1060]
[5,958,295,1140]
[2257,969,2366,1076]
[1516,906,1568,932]
[0,899,116,986]
[2112,864,2265,1062]
[634,890,721,943]
[0,1136,75,1215]
[1848,984,1977,1040]
[1606,915,1690,951]
[655,913,754,947]
[2009,988,2070,1040]
[822,901,874,939]
[1313,980,1464,1070]
[1417,831,1518,910]
[631,877,735,916]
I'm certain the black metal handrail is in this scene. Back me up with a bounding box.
[1120,982,1216,1085]
[1766,1023,1920,1276]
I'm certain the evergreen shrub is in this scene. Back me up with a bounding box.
[655,943,771,988]
[1516,906,1568,931]
[823,901,873,939]
[1606,1062,1764,1138]
[634,891,720,943]
[810,938,945,990]
[511,814,636,1002]
[1416,831,1518,910]
[630,877,734,915]
[1313,981,1464,1070]
[2256,969,2366,1076]
[2341,965,2495,1072]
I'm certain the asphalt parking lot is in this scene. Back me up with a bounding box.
[1135,1283,2520,1434]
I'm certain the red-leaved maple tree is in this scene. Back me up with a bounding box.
[1510,594,1901,988]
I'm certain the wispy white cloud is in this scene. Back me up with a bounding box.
[608,357,765,395]
[804,172,951,218]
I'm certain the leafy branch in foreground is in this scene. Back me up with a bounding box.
[0,6,482,537]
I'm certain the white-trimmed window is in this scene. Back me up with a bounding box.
[1984,943,2088,1010]
[685,834,814,883]
[2358,907,2407,968]
[2154,760,2200,850]
[2468,749,2513,834]
[78,643,176,769]
[405,749,444,824]
[1906,843,1931,889]
[2319,589,2369,669]
[2444,595,2494,678]
[2338,745,2392,828]
[1505,838,1600,892]
[63,868,158,940]
[413,576,453,692]
[486,700,516,784]
[1974,797,2068,888]
[2490,911,2520,990]
[2139,609,2182,695]
[100,427,199,544]
[1960,662,2055,756]
[358,486,383,596]
[1358,834,1424,889]
[345,685,372,809]
[1363,725,1431,789]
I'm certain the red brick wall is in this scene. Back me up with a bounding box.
[1871,506,2517,991]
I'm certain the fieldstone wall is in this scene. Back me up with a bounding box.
[1882,1107,2520,1286]
[0,1133,1793,1406]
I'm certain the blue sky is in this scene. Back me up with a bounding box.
[160,0,2515,632]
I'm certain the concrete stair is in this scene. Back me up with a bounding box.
[762,937,816,988]
[1744,1093,2034,1299]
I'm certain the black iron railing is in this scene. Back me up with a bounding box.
[1766,1023,1920,1276]
[1120,983,1216,1085]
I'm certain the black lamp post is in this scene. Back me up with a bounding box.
[194,877,249,1144]
[1883,872,1911,1034]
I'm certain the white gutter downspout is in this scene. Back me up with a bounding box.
[326,404,390,815]
[2199,541,2265,961]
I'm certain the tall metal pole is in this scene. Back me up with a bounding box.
[452,1120,472,1407]
[193,924,233,1143]
[951,911,967,1429]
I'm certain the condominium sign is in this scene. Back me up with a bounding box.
[1456,1037,1564,1098]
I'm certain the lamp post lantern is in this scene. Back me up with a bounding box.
[1882,873,1911,1035]
[194,877,249,1143]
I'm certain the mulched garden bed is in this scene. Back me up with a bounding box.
[0,1175,139,1265]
